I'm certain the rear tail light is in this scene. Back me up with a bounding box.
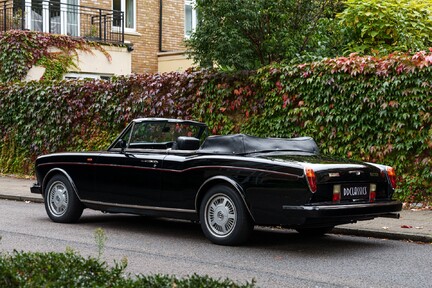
[369,183,376,202]
[333,184,341,202]
[305,167,317,193]
[386,167,397,189]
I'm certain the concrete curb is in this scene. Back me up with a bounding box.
[332,227,432,243]
[0,194,43,204]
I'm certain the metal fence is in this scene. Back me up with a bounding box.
[1,0,124,44]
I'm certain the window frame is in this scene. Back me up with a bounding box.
[184,0,197,38]
[25,0,80,36]
[112,0,136,33]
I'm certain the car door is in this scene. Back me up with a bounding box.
[89,151,165,207]
[160,153,205,211]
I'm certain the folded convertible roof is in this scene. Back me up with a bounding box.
[198,134,319,155]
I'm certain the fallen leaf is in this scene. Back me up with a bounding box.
[401,225,413,229]
[415,226,424,229]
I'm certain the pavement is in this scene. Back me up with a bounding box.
[0,175,431,243]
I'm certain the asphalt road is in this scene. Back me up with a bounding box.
[1,199,431,288]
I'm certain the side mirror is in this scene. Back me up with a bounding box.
[117,139,127,154]
[175,136,200,150]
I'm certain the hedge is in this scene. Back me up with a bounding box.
[0,250,255,287]
[0,52,430,203]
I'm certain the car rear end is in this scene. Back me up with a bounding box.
[306,163,397,205]
[282,160,402,228]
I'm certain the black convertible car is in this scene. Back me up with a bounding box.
[31,118,402,245]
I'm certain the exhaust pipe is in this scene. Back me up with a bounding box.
[379,213,400,219]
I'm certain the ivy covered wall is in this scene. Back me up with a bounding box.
[0,52,430,204]
[0,30,110,82]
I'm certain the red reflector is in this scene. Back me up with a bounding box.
[332,193,340,202]
[305,168,317,193]
[387,167,397,189]
[369,191,376,202]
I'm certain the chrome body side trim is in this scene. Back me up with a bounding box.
[81,199,196,214]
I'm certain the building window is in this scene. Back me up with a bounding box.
[113,0,135,31]
[184,0,196,37]
[64,72,112,80]
[24,0,79,36]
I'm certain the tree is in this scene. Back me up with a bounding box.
[185,0,345,70]
[337,0,432,55]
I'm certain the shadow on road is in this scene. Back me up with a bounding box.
[61,211,391,255]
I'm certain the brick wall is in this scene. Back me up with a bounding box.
[129,0,186,73]
[79,0,186,73]
[161,0,185,52]
[82,0,111,9]
[127,0,160,73]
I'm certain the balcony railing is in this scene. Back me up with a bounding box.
[1,0,124,44]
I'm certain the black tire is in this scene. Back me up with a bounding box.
[199,185,253,245]
[44,174,84,223]
[295,226,334,237]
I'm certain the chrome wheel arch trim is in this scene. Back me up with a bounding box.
[42,168,81,201]
[195,176,255,222]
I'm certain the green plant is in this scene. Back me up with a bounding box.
[0,251,255,287]
[94,228,108,259]
[36,54,79,81]
[245,52,432,203]
[86,25,99,38]
[0,250,127,287]
[12,9,23,29]
[134,273,256,287]
[0,30,110,82]
[337,0,432,55]
[186,0,345,70]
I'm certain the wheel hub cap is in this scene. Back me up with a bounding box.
[206,194,237,237]
[215,207,228,225]
[54,191,66,207]
[48,182,69,217]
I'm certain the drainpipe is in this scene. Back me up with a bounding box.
[159,0,166,52]
[21,0,25,29]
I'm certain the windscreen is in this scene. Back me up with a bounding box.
[110,120,210,150]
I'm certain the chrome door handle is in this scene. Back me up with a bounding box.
[142,160,159,167]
